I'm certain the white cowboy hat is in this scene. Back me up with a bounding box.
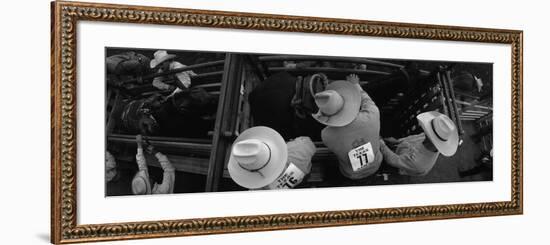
[150,50,177,69]
[131,171,151,195]
[312,80,361,127]
[228,126,288,189]
[417,111,459,157]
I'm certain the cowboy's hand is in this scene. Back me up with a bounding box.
[474,75,483,92]
[152,78,172,91]
[313,112,329,122]
[346,74,360,85]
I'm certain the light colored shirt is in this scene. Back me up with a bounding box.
[379,133,440,176]
[261,136,316,190]
[135,148,175,194]
[322,85,382,180]
[355,84,380,123]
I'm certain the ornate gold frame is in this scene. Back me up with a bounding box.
[51,1,523,243]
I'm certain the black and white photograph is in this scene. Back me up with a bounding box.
[6,0,548,243]
[104,47,493,196]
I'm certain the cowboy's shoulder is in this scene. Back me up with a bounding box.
[395,140,420,156]
[288,136,315,147]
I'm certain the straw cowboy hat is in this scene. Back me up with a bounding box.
[312,80,361,127]
[150,50,177,69]
[417,111,459,157]
[228,126,288,189]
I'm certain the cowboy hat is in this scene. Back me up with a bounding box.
[150,50,177,69]
[417,111,459,157]
[312,80,361,127]
[131,171,151,195]
[228,126,288,189]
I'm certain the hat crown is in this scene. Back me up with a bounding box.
[314,90,344,116]
[131,176,148,195]
[232,139,271,171]
[432,115,455,141]
[153,50,169,60]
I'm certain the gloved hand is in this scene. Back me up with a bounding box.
[136,134,143,148]
[346,74,360,85]
[346,73,366,93]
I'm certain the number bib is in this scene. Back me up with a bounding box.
[348,142,375,172]
[267,163,305,189]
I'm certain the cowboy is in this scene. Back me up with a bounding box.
[228,126,317,190]
[316,74,383,180]
[379,111,459,176]
[150,50,197,98]
[131,135,175,195]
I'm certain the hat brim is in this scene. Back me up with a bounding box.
[312,81,361,127]
[150,54,177,68]
[417,111,459,156]
[228,126,288,189]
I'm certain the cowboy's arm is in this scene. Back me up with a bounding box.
[166,87,183,100]
[379,140,419,174]
[261,137,315,190]
[347,74,379,116]
[152,152,175,194]
[135,147,148,171]
[155,152,175,172]
[358,87,379,115]
[286,136,317,174]
[171,61,195,88]
[151,66,176,91]
[152,76,172,91]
